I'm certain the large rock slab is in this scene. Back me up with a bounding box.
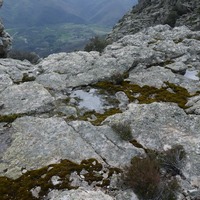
[0,116,143,179]
[0,82,55,115]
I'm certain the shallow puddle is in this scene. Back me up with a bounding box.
[70,89,106,112]
[184,70,199,81]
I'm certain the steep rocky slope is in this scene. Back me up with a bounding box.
[107,0,200,42]
[0,25,200,200]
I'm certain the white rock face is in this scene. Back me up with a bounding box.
[47,188,114,200]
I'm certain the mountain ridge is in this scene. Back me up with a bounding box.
[1,0,137,28]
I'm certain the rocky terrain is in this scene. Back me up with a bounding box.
[1,1,200,200]
[0,24,200,200]
[107,0,200,42]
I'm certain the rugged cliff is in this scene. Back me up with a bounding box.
[107,0,200,42]
[0,0,12,57]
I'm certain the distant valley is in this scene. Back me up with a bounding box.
[0,0,137,57]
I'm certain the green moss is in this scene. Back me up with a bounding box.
[0,158,120,200]
[108,167,122,177]
[97,167,122,187]
[93,81,196,109]
[79,108,122,126]
[0,114,23,123]
[22,74,36,82]
[130,139,146,150]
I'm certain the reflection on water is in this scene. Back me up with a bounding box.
[184,70,199,81]
[70,89,103,112]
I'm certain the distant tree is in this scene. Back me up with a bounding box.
[84,36,110,53]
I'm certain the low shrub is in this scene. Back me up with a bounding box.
[84,36,110,53]
[158,145,186,179]
[125,157,161,199]
[124,145,186,200]
[111,122,132,141]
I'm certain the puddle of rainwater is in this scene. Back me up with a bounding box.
[70,89,105,112]
[184,70,199,81]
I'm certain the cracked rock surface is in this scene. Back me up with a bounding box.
[0,25,200,199]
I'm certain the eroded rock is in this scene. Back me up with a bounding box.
[0,116,143,179]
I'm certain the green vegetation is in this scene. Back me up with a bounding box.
[124,145,186,200]
[75,108,122,126]
[0,158,121,200]
[93,81,195,109]
[164,10,179,27]
[65,80,198,126]
[84,36,110,53]
[0,114,23,123]
[6,24,111,57]
[111,122,133,141]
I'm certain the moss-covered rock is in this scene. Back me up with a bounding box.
[93,81,196,109]
[0,158,121,200]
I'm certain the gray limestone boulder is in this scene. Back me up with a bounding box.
[36,25,200,95]
[186,95,200,114]
[0,116,143,179]
[0,82,55,115]
[0,58,36,83]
